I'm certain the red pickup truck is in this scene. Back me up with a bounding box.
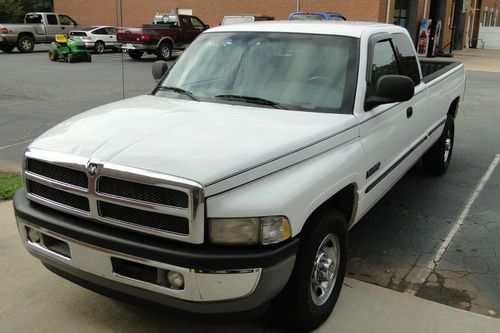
[116,14,208,60]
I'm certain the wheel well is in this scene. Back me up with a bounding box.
[17,32,34,41]
[158,38,173,48]
[447,97,460,119]
[304,184,357,232]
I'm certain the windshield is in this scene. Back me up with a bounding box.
[158,32,359,114]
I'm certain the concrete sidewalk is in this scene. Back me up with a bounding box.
[1,200,498,333]
[443,48,500,73]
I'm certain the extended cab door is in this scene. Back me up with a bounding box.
[356,33,426,218]
[44,14,60,41]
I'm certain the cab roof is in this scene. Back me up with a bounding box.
[208,21,403,38]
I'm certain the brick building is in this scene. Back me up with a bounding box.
[54,0,499,53]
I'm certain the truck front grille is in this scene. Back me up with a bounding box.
[23,149,204,243]
[98,176,189,208]
[27,180,90,212]
[99,201,189,235]
[27,159,88,188]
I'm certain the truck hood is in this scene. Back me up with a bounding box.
[31,95,359,195]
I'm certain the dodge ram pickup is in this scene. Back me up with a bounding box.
[14,21,465,331]
[0,12,78,53]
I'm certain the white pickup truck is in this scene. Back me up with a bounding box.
[14,22,465,330]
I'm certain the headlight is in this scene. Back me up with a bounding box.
[208,216,291,245]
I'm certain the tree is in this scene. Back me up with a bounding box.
[0,0,24,23]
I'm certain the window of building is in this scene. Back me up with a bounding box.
[393,0,410,28]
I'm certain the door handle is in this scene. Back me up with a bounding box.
[406,107,413,118]
[61,27,65,30]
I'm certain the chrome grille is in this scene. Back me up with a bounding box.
[27,180,90,212]
[98,176,189,208]
[27,158,88,188]
[23,149,204,243]
[99,201,189,235]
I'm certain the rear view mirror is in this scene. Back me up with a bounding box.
[152,60,169,82]
[365,75,414,110]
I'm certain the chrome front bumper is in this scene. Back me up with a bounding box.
[17,218,262,302]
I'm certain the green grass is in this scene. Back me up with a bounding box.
[0,172,22,200]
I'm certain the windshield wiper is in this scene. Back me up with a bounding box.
[215,95,287,109]
[156,86,199,101]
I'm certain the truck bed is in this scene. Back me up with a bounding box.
[420,59,462,83]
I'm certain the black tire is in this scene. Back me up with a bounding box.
[67,53,74,63]
[86,53,92,62]
[157,42,172,61]
[48,50,57,61]
[128,50,143,60]
[16,35,35,53]
[0,45,15,53]
[273,208,347,331]
[423,116,455,175]
[94,40,105,54]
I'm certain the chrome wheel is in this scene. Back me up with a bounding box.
[444,128,452,162]
[159,44,171,60]
[310,233,340,306]
[22,39,32,50]
[95,41,105,54]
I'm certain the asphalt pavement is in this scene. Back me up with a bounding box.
[1,45,500,328]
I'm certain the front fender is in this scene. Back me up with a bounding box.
[206,138,365,237]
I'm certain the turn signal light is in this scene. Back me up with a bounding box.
[0,27,9,34]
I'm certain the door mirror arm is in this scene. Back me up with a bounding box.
[364,75,415,111]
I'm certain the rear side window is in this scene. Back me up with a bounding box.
[93,28,107,35]
[70,31,87,36]
[106,27,117,35]
[368,40,399,94]
[46,14,58,25]
[392,34,421,84]
[25,14,42,24]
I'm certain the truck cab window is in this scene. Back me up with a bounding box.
[392,34,421,85]
[369,40,399,95]
[58,15,75,26]
[46,14,58,25]
[191,17,205,29]
[25,14,42,24]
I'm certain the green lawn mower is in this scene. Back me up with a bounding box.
[49,34,91,63]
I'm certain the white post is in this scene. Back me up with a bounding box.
[296,0,300,12]
[386,0,391,23]
[423,0,429,19]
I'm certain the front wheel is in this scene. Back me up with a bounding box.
[423,116,455,175]
[48,50,57,61]
[157,42,172,61]
[67,53,74,63]
[273,208,347,331]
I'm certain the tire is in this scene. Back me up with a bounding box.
[67,53,74,63]
[16,35,35,53]
[0,45,15,53]
[273,208,348,331]
[86,53,92,62]
[94,40,105,54]
[48,50,57,61]
[423,116,455,175]
[128,50,143,60]
[157,42,172,61]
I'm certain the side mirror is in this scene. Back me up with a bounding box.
[152,60,169,82]
[365,75,414,110]
[204,24,209,29]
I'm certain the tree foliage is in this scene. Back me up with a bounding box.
[0,0,53,23]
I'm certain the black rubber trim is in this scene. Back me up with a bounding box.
[14,191,299,270]
[428,118,446,137]
[365,135,427,194]
[421,60,462,84]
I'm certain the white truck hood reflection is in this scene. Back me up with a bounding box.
[31,95,358,195]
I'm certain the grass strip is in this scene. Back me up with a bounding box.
[0,172,22,200]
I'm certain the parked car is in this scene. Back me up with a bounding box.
[116,13,208,60]
[288,11,346,21]
[15,22,465,331]
[221,15,274,25]
[69,26,118,54]
[0,12,78,53]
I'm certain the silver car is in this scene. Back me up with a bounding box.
[69,26,117,54]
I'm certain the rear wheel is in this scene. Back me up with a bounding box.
[16,35,35,53]
[67,53,74,63]
[423,116,455,175]
[94,40,105,54]
[48,50,57,61]
[157,42,172,61]
[128,50,143,60]
[0,45,15,53]
[273,208,347,331]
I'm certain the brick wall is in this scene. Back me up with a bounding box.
[55,0,385,28]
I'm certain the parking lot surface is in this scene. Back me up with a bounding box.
[1,46,500,327]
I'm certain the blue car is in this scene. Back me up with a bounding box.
[288,11,346,21]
